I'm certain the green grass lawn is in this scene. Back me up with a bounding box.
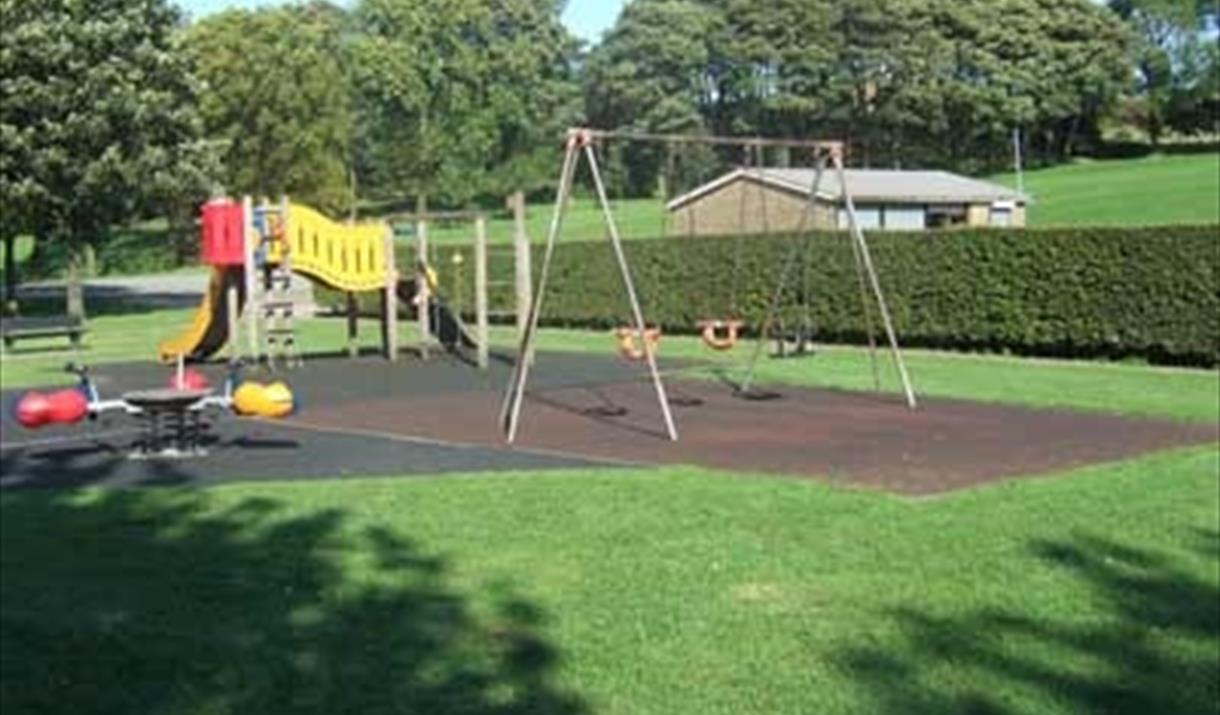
[991,152,1220,227]
[3,310,1218,714]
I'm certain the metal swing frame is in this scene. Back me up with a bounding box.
[500,128,679,444]
[499,128,917,446]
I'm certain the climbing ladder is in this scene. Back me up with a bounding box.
[254,203,301,368]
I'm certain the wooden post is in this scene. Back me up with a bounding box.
[242,195,259,361]
[510,191,532,345]
[384,226,398,362]
[416,219,430,359]
[226,283,240,361]
[582,140,678,442]
[346,291,359,358]
[501,141,581,441]
[831,150,917,409]
[475,215,490,370]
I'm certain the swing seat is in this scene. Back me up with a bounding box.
[614,326,662,361]
[697,319,744,351]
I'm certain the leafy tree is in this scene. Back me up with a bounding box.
[0,0,212,317]
[585,0,1131,186]
[349,0,579,210]
[1108,0,1217,143]
[185,2,354,213]
[583,0,722,195]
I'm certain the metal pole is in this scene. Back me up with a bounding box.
[475,215,490,370]
[832,151,917,409]
[1013,127,1025,197]
[583,140,678,442]
[501,139,581,442]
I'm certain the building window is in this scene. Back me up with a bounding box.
[882,206,926,230]
[838,205,882,230]
[990,201,1016,227]
[927,204,967,229]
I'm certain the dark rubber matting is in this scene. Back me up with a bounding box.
[3,352,1215,494]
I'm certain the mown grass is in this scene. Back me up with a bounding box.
[991,152,1220,227]
[2,448,1216,714]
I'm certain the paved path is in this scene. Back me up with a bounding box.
[17,272,317,313]
[17,272,209,307]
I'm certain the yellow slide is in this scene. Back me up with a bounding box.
[158,267,244,363]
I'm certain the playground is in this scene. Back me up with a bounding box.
[2,130,1216,715]
[3,348,1213,495]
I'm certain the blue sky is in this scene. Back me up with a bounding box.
[174,0,627,43]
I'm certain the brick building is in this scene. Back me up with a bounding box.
[666,168,1028,236]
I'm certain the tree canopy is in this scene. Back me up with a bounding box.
[349,0,579,207]
[0,0,212,314]
[185,2,353,213]
[584,0,1134,187]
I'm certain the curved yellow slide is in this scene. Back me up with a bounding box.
[158,267,244,363]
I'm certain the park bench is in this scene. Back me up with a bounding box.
[0,315,87,353]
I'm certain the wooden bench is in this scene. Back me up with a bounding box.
[0,316,87,353]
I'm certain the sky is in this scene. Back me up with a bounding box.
[174,0,628,43]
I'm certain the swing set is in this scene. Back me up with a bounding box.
[500,128,916,446]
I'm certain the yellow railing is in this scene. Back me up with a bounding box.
[273,204,390,293]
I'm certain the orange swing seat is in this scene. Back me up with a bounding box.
[615,326,662,361]
[697,319,744,351]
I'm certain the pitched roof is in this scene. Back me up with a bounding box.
[666,168,1028,210]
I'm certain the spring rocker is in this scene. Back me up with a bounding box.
[14,359,296,458]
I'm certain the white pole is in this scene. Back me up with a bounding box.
[1013,127,1025,197]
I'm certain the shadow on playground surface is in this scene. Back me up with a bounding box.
[1,349,1215,494]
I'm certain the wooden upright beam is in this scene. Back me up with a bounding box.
[384,226,399,362]
[415,219,430,359]
[474,215,490,370]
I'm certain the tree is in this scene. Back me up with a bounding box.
[349,0,580,210]
[583,0,722,195]
[1108,0,1216,143]
[0,0,211,318]
[584,0,1131,184]
[185,2,354,214]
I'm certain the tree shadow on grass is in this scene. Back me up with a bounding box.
[0,489,586,715]
[836,530,1220,715]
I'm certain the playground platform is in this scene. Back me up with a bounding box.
[3,351,1214,495]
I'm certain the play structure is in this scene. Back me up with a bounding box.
[158,198,512,368]
[14,360,294,457]
[500,128,918,445]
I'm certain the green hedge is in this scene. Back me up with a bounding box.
[321,226,1220,366]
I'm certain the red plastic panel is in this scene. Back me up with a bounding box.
[200,199,246,266]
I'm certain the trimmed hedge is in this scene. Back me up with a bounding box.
[322,225,1220,366]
